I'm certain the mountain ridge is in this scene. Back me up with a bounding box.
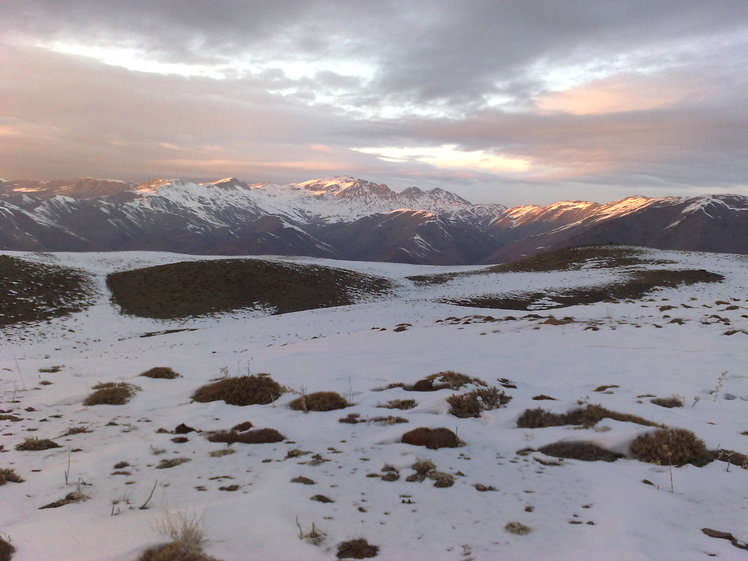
[1,176,746,264]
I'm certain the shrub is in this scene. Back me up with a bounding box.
[192,374,283,406]
[401,427,460,449]
[15,438,60,451]
[230,421,253,432]
[408,371,485,392]
[630,429,709,466]
[0,536,14,561]
[140,367,180,379]
[336,538,379,559]
[538,441,621,462]
[516,408,569,428]
[429,471,454,487]
[504,522,531,535]
[378,399,417,410]
[140,542,222,561]
[83,382,139,405]
[289,391,348,412]
[0,468,23,485]
[650,396,683,408]
[448,387,511,418]
[141,509,222,561]
[207,428,285,444]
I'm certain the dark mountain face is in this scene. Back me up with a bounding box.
[0,176,746,264]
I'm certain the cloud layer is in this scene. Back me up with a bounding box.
[1,0,747,204]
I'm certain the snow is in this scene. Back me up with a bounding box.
[1,248,747,560]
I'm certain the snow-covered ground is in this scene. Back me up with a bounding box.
[1,249,747,561]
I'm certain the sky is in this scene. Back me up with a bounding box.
[1,1,747,206]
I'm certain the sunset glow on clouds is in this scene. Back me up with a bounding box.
[1,1,747,205]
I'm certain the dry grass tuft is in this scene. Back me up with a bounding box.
[377,399,417,410]
[429,471,455,488]
[141,510,222,561]
[336,538,379,559]
[84,382,139,406]
[504,521,532,535]
[192,374,283,406]
[538,441,621,462]
[448,387,511,418]
[15,438,60,451]
[630,428,709,466]
[0,468,23,485]
[206,428,285,444]
[0,535,15,561]
[140,367,180,379]
[650,396,684,408]
[289,391,349,412]
[401,427,460,449]
[155,458,191,469]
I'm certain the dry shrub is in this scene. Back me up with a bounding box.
[207,428,284,444]
[336,538,379,559]
[408,371,485,392]
[378,399,417,410]
[630,428,709,466]
[141,509,221,561]
[15,438,60,451]
[401,427,460,449]
[0,536,14,561]
[516,405,661,429]
[39,491,89,509]
[155,458,191,469]
[84,382,139,406]
[448,387,511,418]
[650,396,683,408]
[0,468,23,485]
[289,391,349,412]
[538,441,620,462]
[140,367,180,379]
[230,421,253,432]
[504,522,531,535]
[192,374,283,406]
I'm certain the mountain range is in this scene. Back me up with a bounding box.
[1,176,746,264]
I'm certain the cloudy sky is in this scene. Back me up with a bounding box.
[1,1,747,205]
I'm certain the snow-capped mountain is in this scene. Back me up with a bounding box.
[1,176,746,264]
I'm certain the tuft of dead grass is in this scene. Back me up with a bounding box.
[15,438,60,451]
[336,538,379,559]
[289,391,349,412]
[0,468,23,485]
[139,542,221,561]
[192,374,283,406]
[448,387,511,418]
[140,367,180,379]
[630,428,709,466]
[83,382,139,406]
[401,427,460,449]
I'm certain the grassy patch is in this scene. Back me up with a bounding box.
[15,438,60,451]
[405,371,485,392]
[650,396,684,408]
[0,255,94,326]
[517,405,662,429]
[488,245,668,273]
[206,428,285,444]
[83,382,139,406]
[377,399,417,410]
[107,259,392,319]
[538,441,621,462]
[139,542,221,561]
[192,374,284,406]
[447,268,723,311]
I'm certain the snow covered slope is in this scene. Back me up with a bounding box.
[1,247,747,561]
